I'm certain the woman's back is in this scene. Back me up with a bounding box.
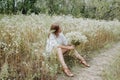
[46,33,68,53]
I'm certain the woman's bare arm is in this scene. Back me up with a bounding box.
[57,45,74,50]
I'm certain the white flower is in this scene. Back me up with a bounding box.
[65,32,88,45]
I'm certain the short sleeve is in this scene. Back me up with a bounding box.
[60,33,68,45]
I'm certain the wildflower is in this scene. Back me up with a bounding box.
[65,32,88,46]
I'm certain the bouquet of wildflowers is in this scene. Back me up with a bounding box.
[65,31,88,46]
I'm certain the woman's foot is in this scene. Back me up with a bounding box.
[63,68,74,77]
[80,60,90,67]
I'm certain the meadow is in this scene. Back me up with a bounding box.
[102,52,120,80]
[0,14,120,80]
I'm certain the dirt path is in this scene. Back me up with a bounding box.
[57,42,120,80]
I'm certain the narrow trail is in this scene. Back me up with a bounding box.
[57,42,120,80]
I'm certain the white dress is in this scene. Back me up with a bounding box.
[46,33,68,53]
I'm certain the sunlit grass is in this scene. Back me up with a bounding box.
[102,53,120,80]
[0,14,120,80]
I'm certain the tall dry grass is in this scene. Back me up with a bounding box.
[0,14,120,80]
[102,52,120,80]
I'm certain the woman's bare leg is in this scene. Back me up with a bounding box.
[57,48,68,68]
[58,45,89,66]
[74,49,90,67]
[56,48,74,77]
[62,48,69,54]
[59,45,85,61]
[74,49,85,61]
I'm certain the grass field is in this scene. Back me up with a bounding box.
[102,52,120,80]
[0,14,120,80]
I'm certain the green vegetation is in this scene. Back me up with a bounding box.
[0,0,120,79]
[0,0,120,20]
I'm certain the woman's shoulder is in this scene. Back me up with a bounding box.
[50,33,55,36]
[60,32,65,36]
[59,32,63,35]
[49,33,55,39]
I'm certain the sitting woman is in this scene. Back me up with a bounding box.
[46,24,90,77]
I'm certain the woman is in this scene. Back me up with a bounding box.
[46,24,90,77]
